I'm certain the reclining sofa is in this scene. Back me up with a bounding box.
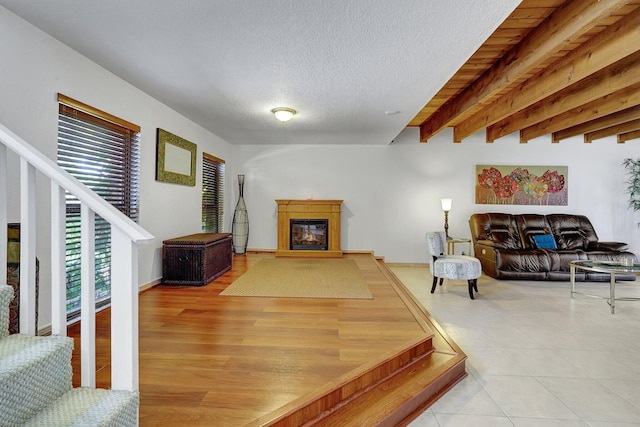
[469,213,637,281]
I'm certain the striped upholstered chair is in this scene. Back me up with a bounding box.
[425,232,482,299]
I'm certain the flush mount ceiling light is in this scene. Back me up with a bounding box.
[271,107,296,122]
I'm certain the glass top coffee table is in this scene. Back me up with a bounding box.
[570,260,640,314]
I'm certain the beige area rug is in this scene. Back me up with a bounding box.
[220,258,373,299]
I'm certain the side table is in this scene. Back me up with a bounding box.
[446,237,472,255]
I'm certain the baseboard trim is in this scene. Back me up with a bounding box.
[38,324,52,336]
[139,278,162,293]
[386,262,428,268]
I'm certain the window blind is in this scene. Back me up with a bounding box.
[202,153,225,233]
[57,95,140,315]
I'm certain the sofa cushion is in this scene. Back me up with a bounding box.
[545,249,585,272]
[547,214,598,250]
[490,229,522,249]
[587,241,629,251]
[586,251,638,263]
[533,234,557,249]
[495,249,551,273]
[562,231,588,249]
[470,213,523,249]
[488,213,522,249]
[516,214,552,249]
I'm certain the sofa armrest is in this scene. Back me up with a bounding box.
[472,241,497,277]
[474,239,497,248]
[588,241,629,251]
[473,241,499,264]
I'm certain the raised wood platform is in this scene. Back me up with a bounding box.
[68,253,466,426]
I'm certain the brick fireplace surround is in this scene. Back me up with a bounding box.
[275,199,342,257]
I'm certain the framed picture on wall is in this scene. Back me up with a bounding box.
[476,165,568,205]
[156,128,197,186]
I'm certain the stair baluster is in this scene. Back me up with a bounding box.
[0,121,153,424]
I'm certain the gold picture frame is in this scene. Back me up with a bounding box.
[156,128,197,186]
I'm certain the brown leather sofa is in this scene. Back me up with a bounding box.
[469,213,637,281]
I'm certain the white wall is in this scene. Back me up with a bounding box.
[3,5,640,329]
[232,128,640,263]
[0,8,233,327]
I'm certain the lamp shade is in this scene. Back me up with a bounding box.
[271,107,296,122]
[440,198,452,211]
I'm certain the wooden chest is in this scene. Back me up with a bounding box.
[162,233,232,286]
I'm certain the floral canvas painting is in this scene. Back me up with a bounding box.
[476,165,568,205]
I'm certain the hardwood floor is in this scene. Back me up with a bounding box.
[67,252,466,426]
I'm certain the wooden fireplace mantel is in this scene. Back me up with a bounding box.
[276,199,342,257]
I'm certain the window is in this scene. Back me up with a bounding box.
[202,153,225,232]
[57,94,140,316]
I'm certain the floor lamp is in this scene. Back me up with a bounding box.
[441,198,452,239]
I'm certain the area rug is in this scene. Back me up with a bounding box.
[220,258,373,299]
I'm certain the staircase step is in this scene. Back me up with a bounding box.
[0,284,13,338]
[307,351,466,426]
[0,334,73,426]
[23,387,139,427]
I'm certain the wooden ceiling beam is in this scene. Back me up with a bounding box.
[618,129,640,143]
[486,51,640,142]
[584,118,640,142]
[520,82,640,142]
[552,106,640,142]
[418,0,633,142]
[454,6,640,142]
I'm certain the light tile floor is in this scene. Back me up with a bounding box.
[389,265,640,427]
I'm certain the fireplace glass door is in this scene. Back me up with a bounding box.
[290,219,328,250]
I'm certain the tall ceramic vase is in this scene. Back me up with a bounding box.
[231,174,249,254]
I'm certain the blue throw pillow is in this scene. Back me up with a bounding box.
[533,234,557,249]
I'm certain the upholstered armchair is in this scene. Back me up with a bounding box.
[425,232,482,299]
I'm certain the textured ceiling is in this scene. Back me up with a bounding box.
[0,0,520,145]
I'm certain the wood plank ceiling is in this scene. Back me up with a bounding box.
[408,0,640,144]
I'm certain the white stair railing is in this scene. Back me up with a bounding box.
[0,122,153,392]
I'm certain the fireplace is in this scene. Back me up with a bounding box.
[276,199,342,257]
[290,219,328,250]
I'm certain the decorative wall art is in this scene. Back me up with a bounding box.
[476,165,568,205]
[156,128,197,186]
